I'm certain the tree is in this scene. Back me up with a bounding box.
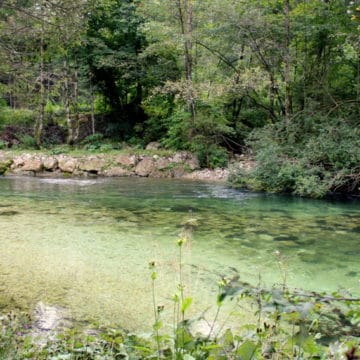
[81,0,147,138]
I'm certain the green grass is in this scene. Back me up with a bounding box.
[1,145,177,158]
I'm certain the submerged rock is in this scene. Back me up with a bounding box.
[0,210,19,216]
[273,235,299,242]
[31,302,72,345]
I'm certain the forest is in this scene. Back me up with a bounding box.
[0,0,359,197]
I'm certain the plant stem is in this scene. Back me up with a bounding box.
[151,279,161,360]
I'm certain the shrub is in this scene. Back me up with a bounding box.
[0,125,31,148]
[230,115,360,197]
[0,108,35,129]
[191,139,229,169]
[81,133,105,150]
[17,134,37,149]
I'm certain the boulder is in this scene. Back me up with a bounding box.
[78,158,106,173]
[12,155,27,168]
[171,165,187,178]
[150,169,172,178]
[43,157,58,171]
[135,157,155,177]
[9,168,36,176]
[171,151,191,163]
[0,159,12,174]
[171,151,199,170]
[103,167,133,177]
[58,157,78,173]
[22,158,43,172]
[155,157,171,170]
[185,155,200,170]
[181,168,229,182]
[145,141,161,150]
[115,154,138,167]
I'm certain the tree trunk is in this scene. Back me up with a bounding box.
[34,2,45,148]
[177,0,196,122]
[90,79,95,135]
[284,0,292,124]
[64,58,74,145]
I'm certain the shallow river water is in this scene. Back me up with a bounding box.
[0,176,359,330]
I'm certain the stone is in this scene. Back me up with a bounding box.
[9,168,35,176]
[78,158,106,173]
[145,141,161,150]
[150,169,172,178]
[171,165,187,178]
[43,157,58,171]
[155,157,171,170]
[103,167,133,177]
[135,157,155,177]
[12,155,27,168]
[170,152,199,170]
[185,155,200,170]
[181,168,230,182]
[22,158,43,172]
[115,154,138,167]
[0,159,12,174]
[171,151,190,163]
[31,302,72,346]
[58,157,78,173]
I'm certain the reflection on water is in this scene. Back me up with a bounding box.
[0,176,359,330]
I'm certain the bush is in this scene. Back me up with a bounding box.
[191,139,229,169]
[17,134,37,149]
[0,125,32,148]
[0,108,35,129]
[230,116,360,198]
[81,133,105,150]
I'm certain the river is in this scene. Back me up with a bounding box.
[0,176,359,330]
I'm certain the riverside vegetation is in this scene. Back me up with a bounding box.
[0,221,359,360]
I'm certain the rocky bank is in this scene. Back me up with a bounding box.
[0,151,254,182]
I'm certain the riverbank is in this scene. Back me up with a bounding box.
[0,150,254,182]
[1,287,359,359]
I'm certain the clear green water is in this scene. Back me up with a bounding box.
[0,176,359,330]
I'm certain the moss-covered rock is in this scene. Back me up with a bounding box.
[0,159,12,174]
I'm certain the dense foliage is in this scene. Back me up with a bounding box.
[0,0,359,195]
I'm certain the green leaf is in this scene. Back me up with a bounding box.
[151,271,157,280]
[236,340,258,360]
[181,297,193,313]
[153,320,163,331]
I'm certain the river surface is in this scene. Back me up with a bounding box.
[0,176,359,330]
